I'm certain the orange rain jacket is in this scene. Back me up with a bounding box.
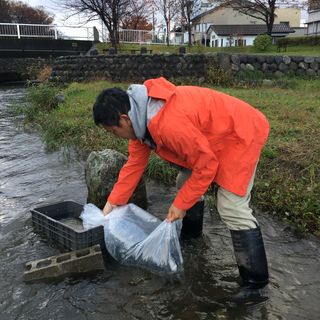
[108,77,270,210]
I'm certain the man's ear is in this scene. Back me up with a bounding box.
[119,114,132,126]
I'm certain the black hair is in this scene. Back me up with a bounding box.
[93,87,131,127]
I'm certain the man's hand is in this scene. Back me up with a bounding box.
[103,201,117,216]
[166,204,186,222]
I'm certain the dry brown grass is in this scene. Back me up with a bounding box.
[37,65,52,83]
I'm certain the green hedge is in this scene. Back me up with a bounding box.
[277,36,320,46]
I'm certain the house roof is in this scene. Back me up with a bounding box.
[207,24,295,36]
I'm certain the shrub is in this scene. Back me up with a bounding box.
[277,36,320,47]
[253,35,272,52]
[27,84,61,113]
[205,60,231,86]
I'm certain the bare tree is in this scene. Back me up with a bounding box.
[152,0,181,46]
[181,0,196,46]
[56,0,133,50]
[218,0,307,36]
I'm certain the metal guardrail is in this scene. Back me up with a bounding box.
[0,23,94,40]
[117,29,186,45]
[0,23,191,45]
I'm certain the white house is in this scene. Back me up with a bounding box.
[207,24,294,48]
[307,0,320,35]
[191,5,301,44]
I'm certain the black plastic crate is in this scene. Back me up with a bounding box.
[31,200,105,251]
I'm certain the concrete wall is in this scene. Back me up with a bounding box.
[288,27,307,37]
[0,57,51,83]
[0,38,94,58]
[50,53,320,84]
[275,8,301,28]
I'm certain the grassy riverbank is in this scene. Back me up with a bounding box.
[15,79,320,236]
[97,42,320,56]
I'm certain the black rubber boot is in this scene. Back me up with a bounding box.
[181,200,204,239]
[230,227,269,300]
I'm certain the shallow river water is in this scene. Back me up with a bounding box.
[0,87,320,320]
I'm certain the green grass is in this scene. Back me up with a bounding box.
[96,42,320,56]
[14,78,320,236]
[218,82,320,235]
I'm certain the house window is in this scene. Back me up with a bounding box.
[215,39,218,47]
[221,38,224,47]
[243,39,247,46]
[280,21,289,26]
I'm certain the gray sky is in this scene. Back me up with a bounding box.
[21,0,308,26]
[20,0,93,25]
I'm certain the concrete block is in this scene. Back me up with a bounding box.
[23,245,104,282]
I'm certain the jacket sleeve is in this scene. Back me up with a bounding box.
[108,139,151,205]
[160,122,219,210]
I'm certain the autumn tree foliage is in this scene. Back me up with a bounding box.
[0,0,54,24]
[121,0,153,30]
[121,16,152,30]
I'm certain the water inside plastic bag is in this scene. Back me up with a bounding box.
[80,203,183,275]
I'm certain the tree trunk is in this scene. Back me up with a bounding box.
[187,5,192,46]
[109,29,118,52]
[267,23,272,36]
[267,3,275,36]
[266,14,274,36]
[165,18,170,46]
[188,28,192,46]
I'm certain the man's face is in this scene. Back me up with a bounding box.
[103,114,137,140]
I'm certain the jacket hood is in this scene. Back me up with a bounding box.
[127,84,148,142]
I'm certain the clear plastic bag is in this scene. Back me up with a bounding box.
[80,203,107,230]
[80,203,184,275]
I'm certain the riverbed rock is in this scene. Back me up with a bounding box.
[262,79,273,87]
[245,63,254,71]
[283,56,291,65]
[85,149,147,210]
